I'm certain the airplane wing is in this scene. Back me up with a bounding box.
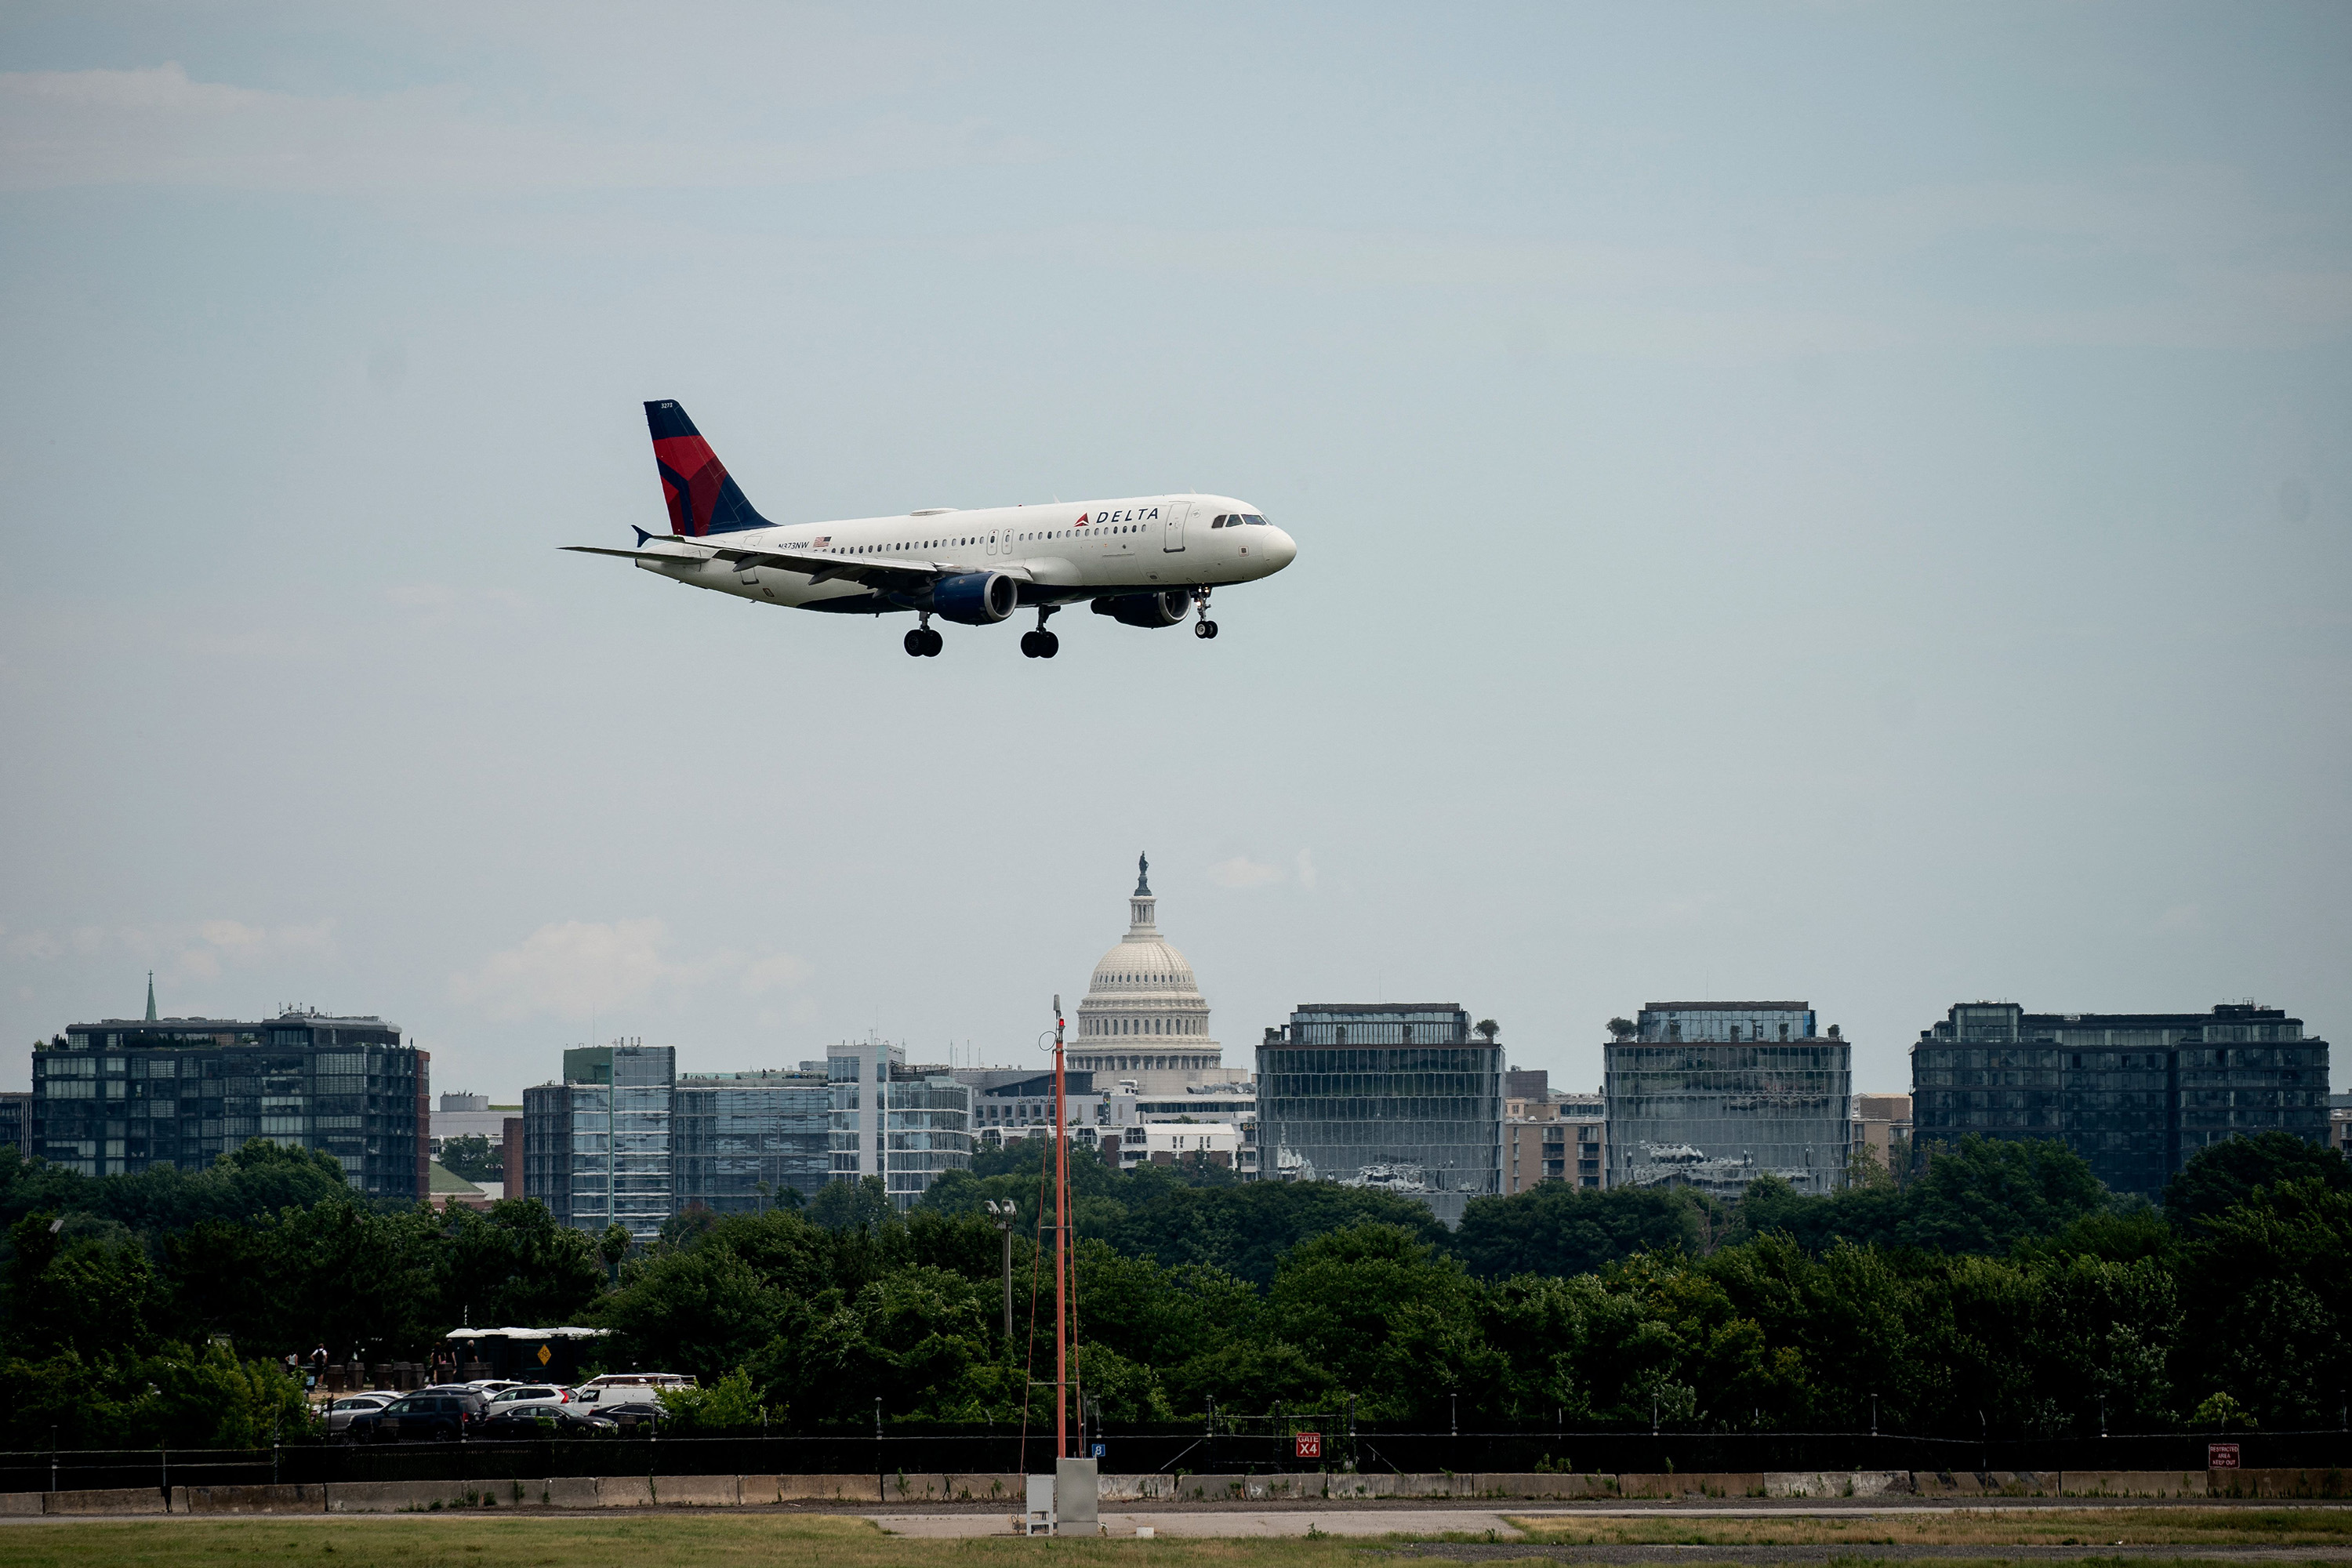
[564,538,1000,589]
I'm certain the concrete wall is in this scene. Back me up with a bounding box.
[18,1466,2337,1512]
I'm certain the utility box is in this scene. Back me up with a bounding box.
[1055,1457,1099,1531]
[1022,1474,1055,1536]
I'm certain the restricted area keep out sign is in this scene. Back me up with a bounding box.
[2209,1443,2241,1469]
[1294,1432,1322,1460]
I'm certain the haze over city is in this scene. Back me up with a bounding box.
[3,2,2347,1102]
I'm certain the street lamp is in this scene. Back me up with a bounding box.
[983,1200,1016,1341]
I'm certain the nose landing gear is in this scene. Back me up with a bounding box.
[1192,589,1218,640]
[903,615,942,657]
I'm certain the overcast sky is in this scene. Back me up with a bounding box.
[3,3,2347,1102]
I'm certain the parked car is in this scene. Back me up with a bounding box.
[593,1399,671,1434]
[572,1372,695,1405]
[345,1388,491,1443]
[477,1406,616,1439]
[324,1393,394,1439]
[485,1385,573,1414]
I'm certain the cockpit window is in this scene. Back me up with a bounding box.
[1210,515,1227,528]
[1244,514,1269,526]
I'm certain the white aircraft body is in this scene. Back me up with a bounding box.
[564,401,1298,658]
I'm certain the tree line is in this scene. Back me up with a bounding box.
[2,1129,2347,1448]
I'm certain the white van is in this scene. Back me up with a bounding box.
[572,1372,696,1405]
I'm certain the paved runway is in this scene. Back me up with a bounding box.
[870,1509,1530,1537]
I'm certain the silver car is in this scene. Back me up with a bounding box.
[485,1384,575,1416]
[323,1392,395,1438]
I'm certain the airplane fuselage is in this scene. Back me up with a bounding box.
[634,493,1295,613]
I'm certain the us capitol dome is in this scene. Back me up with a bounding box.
[1071,854,1247,1095]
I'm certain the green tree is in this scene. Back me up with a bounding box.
[1454,1184,1712,1279]
[1896,1136,2110,1254]
[438,1199,605,1329]
[1265,1221,1497,1423]
[2161,1132,2352,1229]
[658,1366,768,1431]
[4,1212,164,1359]
[438,1134,500,1183]
[598,1245,788,1384]
[2174,1177,2352,1428]
[808,1174,895,1235]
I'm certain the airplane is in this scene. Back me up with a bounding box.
[564,401,1298,659]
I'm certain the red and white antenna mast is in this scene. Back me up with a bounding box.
[1051,992,1073,1459]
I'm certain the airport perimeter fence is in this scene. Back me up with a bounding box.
[4,1421,2350,1496]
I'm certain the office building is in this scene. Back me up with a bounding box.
[1605,1001,1851,1198]
[1557,1088,1606,1188]
[0,1092,29,1156]
[2332,1094,2352,1160]
[673,1067,833,1212]
[32,1007,426,1197]
[521,1042,675,1241]
[1910,1001,2332,1201]
[1257,1002,1504,1225]
[1504,1094,1559,1193]
[962,1066,1134,1148]
[1504,1079,1606,1193]
[828,1039,975,1210]
[1853,1093,1913,1174]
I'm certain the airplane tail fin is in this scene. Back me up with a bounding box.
[644,400,771,536]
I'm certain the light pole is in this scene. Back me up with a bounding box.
[984,1200,1016,1341]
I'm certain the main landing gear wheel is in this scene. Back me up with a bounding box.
[1020,630,1060,659]
[903,627,942,657]
[1194,619,1219,639]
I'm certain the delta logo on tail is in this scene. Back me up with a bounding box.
[644,400,769,536]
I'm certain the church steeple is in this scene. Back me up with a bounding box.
[144,971,157,1022]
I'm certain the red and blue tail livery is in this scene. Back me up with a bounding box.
[566,401,1297,659]
[645,400,770,536]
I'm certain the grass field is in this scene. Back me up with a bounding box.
[1503,1505,2352,1548]
[3,1513,2351,1568]
[0,1517,1344,1568]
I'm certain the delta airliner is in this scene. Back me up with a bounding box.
[565,401,1298,658]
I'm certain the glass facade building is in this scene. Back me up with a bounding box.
[1911,1001,2332,1200]
[1605,1002,1852,1198]
[31,1012,425,1197]
[827,1040,974,1210]
[520,1044,675,1243]
[673,1069,833,1212]
[1256,1003,1503,1226]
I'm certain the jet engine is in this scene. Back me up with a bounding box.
[930,571,1019,626]
[1092,590,1192,629]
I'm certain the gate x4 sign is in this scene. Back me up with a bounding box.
[1294,1432,1321,1460]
